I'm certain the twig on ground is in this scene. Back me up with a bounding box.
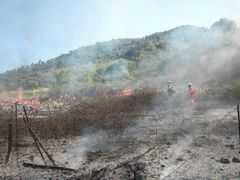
[22,162,77,172]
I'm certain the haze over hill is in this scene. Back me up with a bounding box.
[0,18,239,97]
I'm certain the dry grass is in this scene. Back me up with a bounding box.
[0,111,12,138]
[0,88,157,139]
[33,88,157,138]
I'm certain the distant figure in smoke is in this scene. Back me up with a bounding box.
[167,81,176,96]
[187,82,197,103]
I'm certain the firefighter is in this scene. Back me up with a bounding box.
[167,81,176,96]
[187,82,197,103]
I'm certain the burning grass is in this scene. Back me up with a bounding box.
[32,88,157,138]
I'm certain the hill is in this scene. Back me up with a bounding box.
[0,18,239,97]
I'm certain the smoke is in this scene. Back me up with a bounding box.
[146,18,240,91]
[55,130,115,169]
[29,19,240,177]
[44,17,240,106]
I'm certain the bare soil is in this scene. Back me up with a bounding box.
[1,100,240,180]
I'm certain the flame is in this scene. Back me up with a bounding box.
[16,98,41,109]
[118,88,134,97]
[0,96,41,110]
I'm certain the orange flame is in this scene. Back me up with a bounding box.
[16,99,41,109]
[0,97,41,110]
[17,88,23,101]
[118,88,134,97]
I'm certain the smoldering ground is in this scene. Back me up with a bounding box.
[1,19,240,179]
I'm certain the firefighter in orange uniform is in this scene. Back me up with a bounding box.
[187,83,197,103]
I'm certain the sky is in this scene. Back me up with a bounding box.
[0,0,240,72]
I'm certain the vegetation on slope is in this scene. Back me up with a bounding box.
[0,18,239,98]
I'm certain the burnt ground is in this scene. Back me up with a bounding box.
[1,100,240,179]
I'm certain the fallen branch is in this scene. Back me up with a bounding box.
[23,106,56,166]
[237,104,240,144]
[88,146,158,179]
[113,145,157,170]
[5,123,13,164]
[22,114,47,165]
[22,162,77,172]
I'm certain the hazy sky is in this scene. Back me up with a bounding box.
[0,0,240,72]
